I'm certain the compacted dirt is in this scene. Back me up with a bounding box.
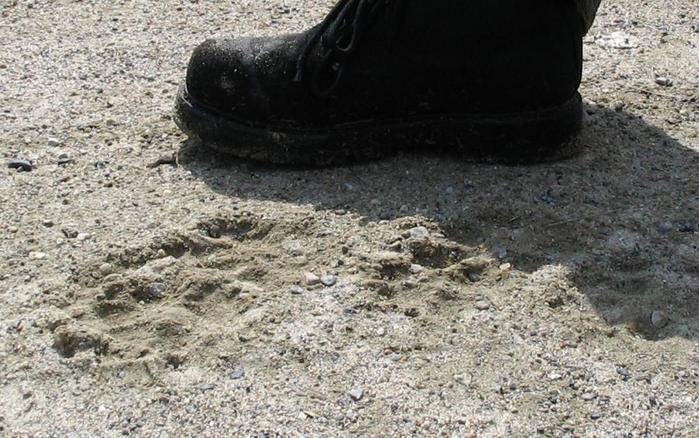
[1,0,698,436]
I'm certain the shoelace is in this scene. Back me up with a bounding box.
[294,0,403,97]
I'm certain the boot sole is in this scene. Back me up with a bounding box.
[174,85,583,166]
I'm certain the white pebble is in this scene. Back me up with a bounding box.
[29,251,47,260]
[650,310,669,328]
[303,272,320,286]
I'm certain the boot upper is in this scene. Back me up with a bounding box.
[185,0,584,129]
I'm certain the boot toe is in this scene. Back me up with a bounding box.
[185,37,257,117]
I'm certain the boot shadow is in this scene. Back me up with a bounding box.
[178,104,699,341]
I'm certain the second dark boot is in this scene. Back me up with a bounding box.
[175,0,585,165]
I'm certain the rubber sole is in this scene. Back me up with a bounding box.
[174,85,583,166]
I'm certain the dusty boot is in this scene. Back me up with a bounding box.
[175,0,585,165]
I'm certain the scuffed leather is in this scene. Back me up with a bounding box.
[575,0,602,32]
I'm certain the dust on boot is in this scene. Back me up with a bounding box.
[175,0,586,165]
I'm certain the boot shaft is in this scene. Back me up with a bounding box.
[337,0,584,114]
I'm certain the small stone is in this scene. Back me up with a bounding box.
[47,137,62,147]
[42,220,54,228]
[99,263,114,276]
[676,222,696,233]
[494,247,508,260]
[376,327,386,337]
[538,190,557,207]
[57,154,73,166]
[656,222,674,234]
[28,251,47,260]
[7,159,33,172]
[475,301,491,311]
[77,233,92,242]
[198,383,215,392]
[289,285,305,295]
[388,241,402,252]
[650,310,669,328]
[467,272,481,282]
[348,389,364,401]
[146,283,167,299]
[590,412,602,420]
[320,275,337,287]
[655,77,673,87]
[596,31,638,49]
[454,373,473,386]
[616,367,631,380]
[207,224,222,239]
[303,272,321,286]
[230,366,246,380]
[409,264,425,275]
[581,392,597,401]
[408,226,430,240]
[62,228,79,239]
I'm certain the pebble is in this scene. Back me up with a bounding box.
[409,264,425,275]
[475,301,491,311]
[57,154,73,166]
[77,233,92,242]
[198,383,215,392]
[408,226,429,240]
[42,220,54,228]
[376,327,386,337]
[320,275,337,287]
[303,272,321,286]
[581,392,597,401]
[676,221,696,233]
[596,31,638,49]
[230,366,246,380]
[289,285,305,295]
[47,137,62,147]
[62,228,79,239]
[388,241,402,252]
[29,251,47,260]
[7,159,33,172]
[146,283,167,299]
[538,190,558,207]
[616,367,632,380]
[494,247,508,260]
[98,263,114,276]
[650,310,669,328]
[348,388,364,401]
[656,222,674,234]
[467,272,481,282]
[655,77,673,87]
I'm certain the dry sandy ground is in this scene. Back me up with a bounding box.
[1,0,698,436]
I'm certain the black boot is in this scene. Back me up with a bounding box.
[175,0,585,165]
